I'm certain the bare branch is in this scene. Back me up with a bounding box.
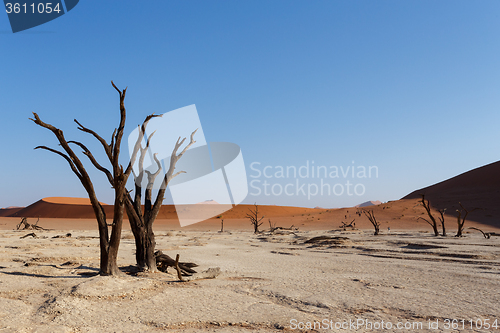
[162,128,198,187]
[467,227,491,239]
[34,146,83,181]
[110,80,123,94]
[68,140,114,186]
[417,216,433,227]
[110,81,128,173]
[74,119,112,161]
[145,153,162,184]
[124,114,161,177]
[176,129,198,160]
[362,209,380,235]
[110,128,117,153]
[247,203,265,233]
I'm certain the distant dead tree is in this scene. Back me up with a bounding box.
[31,81,154,276]
[455,202,478,237]
[362,209,380,235]
[124,126,197,272]
[247,203,264,233]
[217,215,224,233]
[417,194,440,237]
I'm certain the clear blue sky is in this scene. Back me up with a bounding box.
[1,1,499,208]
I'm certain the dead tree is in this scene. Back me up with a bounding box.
[438,209,446,236]
[247,203,264,233]
[16,217,45,230]
[31,81,152,276]
[362,209,380,235]
[219,215,224,233]
[124,127,197,272]
[418,194,440,236]
[455,202,478,237]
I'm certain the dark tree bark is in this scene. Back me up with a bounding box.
[467,227,491,239]
[455,203,478,237]
[30,81,148,276]
[438,209,446,237]
[418,194,440,237]
[125,127,197,272]
[362,209,380,235]
[247,203,264,233]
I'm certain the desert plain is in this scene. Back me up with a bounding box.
[0,194,499,332]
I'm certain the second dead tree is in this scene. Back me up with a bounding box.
[124,126,197,272]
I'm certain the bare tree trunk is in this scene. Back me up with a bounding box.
[456,210,464,237]
[418,194,440,236]
[144,220,157,271]
[362,209,380,235]
[438,209,446,237]
[247,203,264,233]
[455,203,477,237]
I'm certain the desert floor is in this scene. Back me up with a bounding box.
[0,224,499,332]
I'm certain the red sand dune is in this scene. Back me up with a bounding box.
[0,207,23,217]
[7,198,318,221]
[402,160,500,228]
[9,197,114,219]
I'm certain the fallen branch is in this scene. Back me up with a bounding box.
[174,254,184,282]
[268,223,298,233]
[16,217,47,231]
[52,233,72,239]
[155,250,198,276]
[20,232,37,239]
[339,219,355,230]
[467,227,491,239]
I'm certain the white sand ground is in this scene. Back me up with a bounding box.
[0,228,499,332]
